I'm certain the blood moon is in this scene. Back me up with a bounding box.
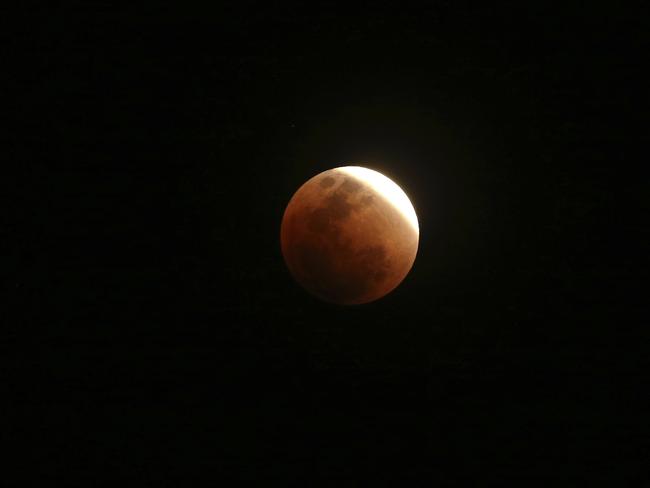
[280,166,419,305]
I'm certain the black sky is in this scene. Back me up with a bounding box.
[6,3,648,483]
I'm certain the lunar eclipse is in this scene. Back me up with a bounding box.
[281,166,419,304]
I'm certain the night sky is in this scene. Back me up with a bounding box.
[7,3,647,483]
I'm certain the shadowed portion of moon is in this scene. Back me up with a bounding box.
[281,167,419,305]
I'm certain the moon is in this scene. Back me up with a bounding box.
[280,166,419,305]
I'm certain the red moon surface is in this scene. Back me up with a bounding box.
[280,166,419,305]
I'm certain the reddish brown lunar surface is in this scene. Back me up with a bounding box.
[280,166,419,305]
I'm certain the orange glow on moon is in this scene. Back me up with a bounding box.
[280,166,419,305]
